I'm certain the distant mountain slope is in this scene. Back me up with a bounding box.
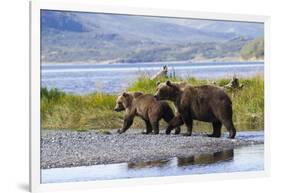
[167,19,264,39]
[41,11,89,32]
[240,37,264,60]
[41,10,264,63]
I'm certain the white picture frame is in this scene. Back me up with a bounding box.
[30,0,270,192]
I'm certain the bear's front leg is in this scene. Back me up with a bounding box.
[182,114,193,136]
[208,121,222,138]
[118,115,134,134]
[174,127,181,135]
[142,120,153,134]
[151,121,159,134]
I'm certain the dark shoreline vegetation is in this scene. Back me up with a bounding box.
[41,75,264,132]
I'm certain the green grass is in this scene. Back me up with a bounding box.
[41,74,264,132]
[41,89,122,131]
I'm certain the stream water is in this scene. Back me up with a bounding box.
[41,132,264,184]
[41,61,264,94]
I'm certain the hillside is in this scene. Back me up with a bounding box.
[240,37,264,60]
[41,10,264,64]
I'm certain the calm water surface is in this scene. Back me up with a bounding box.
[41,61,264,94]
[41,131,264,184]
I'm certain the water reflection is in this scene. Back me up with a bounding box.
[176,157,195,167]
[127,149,234,170]
[128,159,170,169]
[41,144,264,183]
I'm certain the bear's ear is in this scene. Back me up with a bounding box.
[122,92,129,97]
[156,81,160,86]
[166,80,179,90]
[133,92,143,98]
[166,80,172,86]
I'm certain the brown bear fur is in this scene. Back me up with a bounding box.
[114,91,180,134]
[154,80,236,139]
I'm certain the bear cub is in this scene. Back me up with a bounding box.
[114,91,180,135]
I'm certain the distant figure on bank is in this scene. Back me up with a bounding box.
[151,65,168,80]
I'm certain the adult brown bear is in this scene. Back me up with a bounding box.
[114,92,180,135]
[154,81,236,139]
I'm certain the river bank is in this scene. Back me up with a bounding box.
[41,129,263,169]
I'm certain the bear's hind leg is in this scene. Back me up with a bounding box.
[224,120,236,139]
[216,104,236,138]
[221,119,236,139]
[208,121,222,138]
[165,115,184,134]
[162,110,181,135]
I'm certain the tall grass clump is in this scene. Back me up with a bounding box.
[227,75,264,131]
[128,75,181,93]
[41,87,123,131]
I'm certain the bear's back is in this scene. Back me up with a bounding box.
[135,94,157,104]
[193,85,232,105]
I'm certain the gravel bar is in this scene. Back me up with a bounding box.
[41,129,263,169]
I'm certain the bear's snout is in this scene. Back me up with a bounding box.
[114,107,120,112]
[114,105,124,112]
